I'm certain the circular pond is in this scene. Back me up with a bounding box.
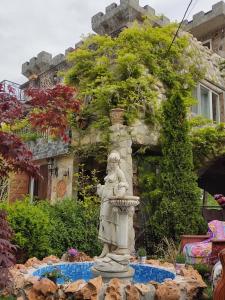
[32,262,175,284]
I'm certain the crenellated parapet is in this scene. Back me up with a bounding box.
[22,51,66,79]
[184,1,225,38]
[92,0,170,36]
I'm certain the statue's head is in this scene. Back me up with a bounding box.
[108,151,120,164]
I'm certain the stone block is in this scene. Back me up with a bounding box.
[143,5,155,16]
[22,61,31,78]
[92,12,104,26]
[52,53,65,66]
[65,47,74,55]
[192,11,204,23]
[106,3,117,13]
[75,40,84,49]
[29,57,39,74]
[212,1,225,14]
[120,0,139,8]
[21,51,53,78]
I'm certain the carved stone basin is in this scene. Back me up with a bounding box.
[109,196,140,208]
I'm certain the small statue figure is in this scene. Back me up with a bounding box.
[97,151,128,258]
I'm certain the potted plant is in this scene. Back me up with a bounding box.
[175,254,186,274]
[42,268,65,284]
[109,108,125,125]
[67,247,79,262]
[137,248,147,264]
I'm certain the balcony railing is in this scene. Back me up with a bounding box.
[0,80,25,101]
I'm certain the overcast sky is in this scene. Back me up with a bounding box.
[0,0,221,84]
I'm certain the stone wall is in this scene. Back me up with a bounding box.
[27,138,69,161]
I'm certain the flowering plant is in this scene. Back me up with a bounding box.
[67,248,79,257]
[214,194,225,208]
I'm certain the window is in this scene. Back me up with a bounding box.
[202,39,212,50]
[191,84,220,122]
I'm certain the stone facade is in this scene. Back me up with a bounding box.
[184,1,225,58]
[92,0,170,36]
[10,1,225,203]
[27,138,69,161]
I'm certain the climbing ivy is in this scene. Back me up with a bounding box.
[64,22,204,129]
[191,120,225,170]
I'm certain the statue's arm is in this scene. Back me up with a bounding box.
[117,169,128,189]
[97,184,104,197]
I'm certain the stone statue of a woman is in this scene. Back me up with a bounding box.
[97,151,128,258]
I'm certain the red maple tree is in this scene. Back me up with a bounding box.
[0,83,79,177]
[0,210,16,290]
[0,83,38,177]
[26,84,79,142]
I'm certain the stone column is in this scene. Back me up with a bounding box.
[109,124,133,195]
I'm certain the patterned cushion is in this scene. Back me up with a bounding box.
[183,220,225,264]
[208,220,225,240]
[183,241,212,264]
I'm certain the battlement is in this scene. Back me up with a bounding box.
[92,0,170,35]
[22,51,66,79]
[184,1,225,38]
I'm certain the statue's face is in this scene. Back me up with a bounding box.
[107,161,118,171]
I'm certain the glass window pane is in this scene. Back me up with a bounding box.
[200,86,211,119]
[191,87,198,114]
[212,92,219,122]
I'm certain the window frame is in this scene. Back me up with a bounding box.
[202,39,212,50]
[193,83,220,123]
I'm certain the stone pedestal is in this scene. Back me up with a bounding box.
[92,266,135,283]
[110,196,139,252]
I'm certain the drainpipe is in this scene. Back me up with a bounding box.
[30,177,34,203]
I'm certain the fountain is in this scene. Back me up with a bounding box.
[31,151,175,288]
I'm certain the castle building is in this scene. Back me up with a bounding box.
[4,0,225,203]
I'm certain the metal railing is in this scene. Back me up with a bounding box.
[14,126,49,140]
[0,79,25,101]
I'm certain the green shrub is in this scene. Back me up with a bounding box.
[0,197,101,262]
[38,198,101,258]
[193,263,211,279]
[137,248,147,257]
[175,254,186,264]
[0,167,104,261]
[0,200,53,262]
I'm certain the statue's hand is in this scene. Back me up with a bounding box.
[116,186,126,198]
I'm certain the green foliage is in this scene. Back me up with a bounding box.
[39,198,101,258]
[175,254,186,264]
[137,247,147,257]
[191,122,225,170]
[0,167,101,261]
[37,167,101,258]
[41,267,69,283]
[64,22,203,129]
[0,199,53,262]
[193,264,211,279]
